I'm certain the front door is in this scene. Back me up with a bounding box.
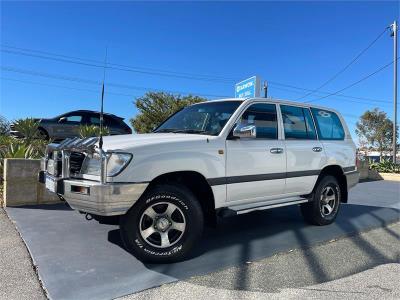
[226,103,286,204]
[55,113,84,139]
[280,105,326,195]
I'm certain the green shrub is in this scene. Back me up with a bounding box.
[369,159,400,174]
[0,118,48,182]
[78,125,110,138]
[12,118,41,143]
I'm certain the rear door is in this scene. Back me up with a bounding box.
[280,105,326,195]
[311,108,356,170]
[226,102,286,204]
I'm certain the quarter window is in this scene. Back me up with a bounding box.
[281,105,317,140]
[239,103,278,139]
[89,116,101,125]
[311,108,345,140]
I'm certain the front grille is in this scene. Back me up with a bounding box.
[70,152,85,174]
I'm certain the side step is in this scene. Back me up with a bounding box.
[217,198,309,217]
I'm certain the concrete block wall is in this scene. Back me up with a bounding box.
[357,160,369,180]
[3,158,61,207]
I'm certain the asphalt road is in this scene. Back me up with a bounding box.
[349,180,400,209]
[120,222,400,300]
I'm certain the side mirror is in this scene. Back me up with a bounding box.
[233,124,256,139]
[58,117,67,123]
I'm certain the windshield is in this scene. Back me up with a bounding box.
[154,101,242,136]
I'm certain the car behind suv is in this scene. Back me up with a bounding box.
[11,110,132,140]
[40,98,359,263]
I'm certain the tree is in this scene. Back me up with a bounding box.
[0,115,10,135]
[130,92,206,133]
[355,108,396,159]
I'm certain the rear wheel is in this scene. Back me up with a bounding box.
[300,175,341,225]
[120,184,204,263]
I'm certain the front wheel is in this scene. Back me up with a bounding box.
[300,175,341,226]
[120,184,204,263]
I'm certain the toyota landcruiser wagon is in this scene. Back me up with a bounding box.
[39,98,359,263]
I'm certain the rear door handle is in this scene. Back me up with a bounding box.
[270,147,284,154]
[312,147,323,152]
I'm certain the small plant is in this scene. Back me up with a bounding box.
[78,125,110,138]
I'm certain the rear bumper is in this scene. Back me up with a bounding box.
[39,171,148,216]
[345,170,360,189]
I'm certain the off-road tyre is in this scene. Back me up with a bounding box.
[300,175,341,226]
[120,183,204,263]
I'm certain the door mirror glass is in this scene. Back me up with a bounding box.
[233,124,256,138]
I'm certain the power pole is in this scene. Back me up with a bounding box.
[391,21,398,163]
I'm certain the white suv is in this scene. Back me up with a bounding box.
[40,98,359,263]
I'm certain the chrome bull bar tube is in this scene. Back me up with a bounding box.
[45,137,103,181]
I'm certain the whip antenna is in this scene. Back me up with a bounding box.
[99,47,107,184]
[99,47,108,149]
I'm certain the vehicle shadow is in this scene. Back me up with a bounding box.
[107,203,400,282]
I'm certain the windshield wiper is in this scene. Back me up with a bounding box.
[155,128,211,135]
[171,129,209,134]
[154,128,177,133]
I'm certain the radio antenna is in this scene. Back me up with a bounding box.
[99,47,108,150]
[99,47,107,184]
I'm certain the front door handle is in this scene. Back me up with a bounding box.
[270,147,284,154]
[312,147,323,152]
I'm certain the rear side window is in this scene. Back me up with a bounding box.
[105,116,122,127]
[280,105,317,140]
[311,108,345,140]
[240,103,278,139]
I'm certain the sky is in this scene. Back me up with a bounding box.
[0,1,399,140]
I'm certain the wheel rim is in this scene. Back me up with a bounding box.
[139,202,186,249]
[320,186,336,216]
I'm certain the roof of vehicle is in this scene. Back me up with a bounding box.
[61,110,124,120]
[205,97,339,114]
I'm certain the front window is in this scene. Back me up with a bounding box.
[154,101,242,136]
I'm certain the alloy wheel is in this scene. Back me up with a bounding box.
[319,186,336,216]
[139,202,186,248]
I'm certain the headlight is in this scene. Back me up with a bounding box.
[80,152,132,177]
[106,153,132,176]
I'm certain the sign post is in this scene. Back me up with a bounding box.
[235,76,261,98]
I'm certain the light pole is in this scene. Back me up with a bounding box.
[391,21,398,163]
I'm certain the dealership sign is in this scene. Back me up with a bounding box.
[235,76,261,98]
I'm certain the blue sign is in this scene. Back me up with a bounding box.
[235,76,261,98]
